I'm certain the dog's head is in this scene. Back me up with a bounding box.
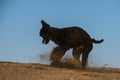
[40,20,51,44]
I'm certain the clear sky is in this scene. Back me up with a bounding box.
[0,0,120,67]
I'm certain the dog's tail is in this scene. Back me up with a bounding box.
[91,38,104,44]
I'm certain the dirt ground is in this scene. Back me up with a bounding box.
[0,61,120,80]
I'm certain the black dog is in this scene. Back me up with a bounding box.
[40,20,104,69]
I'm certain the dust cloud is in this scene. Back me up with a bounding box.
[38,51,81,69]
[38,50,107,69]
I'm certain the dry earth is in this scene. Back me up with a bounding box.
[0,61,120,80]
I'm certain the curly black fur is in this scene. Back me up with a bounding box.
[40,20,104,69]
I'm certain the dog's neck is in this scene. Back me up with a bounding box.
[49,27,60,40]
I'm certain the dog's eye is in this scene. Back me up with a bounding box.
[43,29,48,33]
[42,27,48,32]
[40,28,48,37]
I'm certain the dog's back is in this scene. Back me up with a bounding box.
[55,26,92,48]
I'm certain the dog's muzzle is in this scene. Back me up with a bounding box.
[42,38,49,44]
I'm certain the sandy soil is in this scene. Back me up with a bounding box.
[0,61,120,80]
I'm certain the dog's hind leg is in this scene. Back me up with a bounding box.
[81,43,93,69]
[72,46,83,67]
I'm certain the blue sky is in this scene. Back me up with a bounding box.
[0,0,120,67]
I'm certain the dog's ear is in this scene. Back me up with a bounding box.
[41,20,50,27]
[41,20,45,24]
